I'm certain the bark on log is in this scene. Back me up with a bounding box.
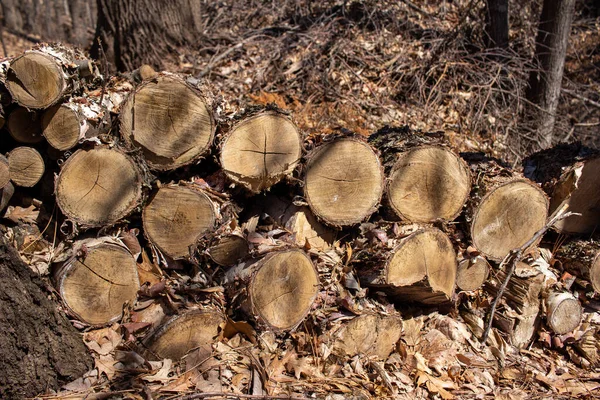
[54,238,140,326]
[119,74,215,171]
[304,137,383,227]
[55,147,144,228]
[143,184,217,260]
[220,111,302,193]
[0,155,9,189]
[143,309,225,361]
[225,249,319,331]
[554,239,600,293]
[456,256,490,292]
[7,146,45,187]
[545,291,582,335]
[0,233,92,398]
[6,107,44,144]
[0,182,14,212]
[358,227,457,305]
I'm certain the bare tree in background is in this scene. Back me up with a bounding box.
[526,0,576,149]
[91,0,202,71]
[485,0,509,49]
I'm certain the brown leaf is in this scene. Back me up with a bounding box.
[224,318,257,344]
[5,205,39,224]
[143,359,174,383]
[83,326,122,355]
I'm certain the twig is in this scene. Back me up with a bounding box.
[480,203,576,343]
[562,88,600,109]
[179,393,309,400]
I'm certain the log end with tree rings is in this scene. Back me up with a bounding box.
[387,146,470,222]
[7,108,44,144]
[119,75,215,171]
[332,314,402,360]
[208,234,249,266]
[8,147,45,187]
[456,257,490,292]
[5,51,66,109]
[0,156,10,189]
[249,249,319,330]
[385,228,457,303]
[143,185,216,259]
[220,112,302,193]
[550,157,600,234]
[471,180,548,261]
[545,292,582,335]
[144,310,225,361]
[56,241,139,326]
[55,148,143,227]
[42,104,81,151]
[304,138,383,227]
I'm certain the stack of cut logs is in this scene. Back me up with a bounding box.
[0,45,598,363]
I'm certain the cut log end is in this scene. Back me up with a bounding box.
[221,113,302,192]
[546,292,582,335]
[208,234,249,266]
[120,75,214,170]
[249,249,319,330]
[8,147,45,187]
[456,257,490,292]
[471,180,548,260]
[6,52,65,109]
[305,138,383,226]
[143,185,216,259]
[56,148,143,227]
[386,228,457,303]
[7,108,44,144]
[550,157,600,234]
[332,314,402,360]
[388,146,470,222]
[57,241,139,326]
[42,104,81,151]
[145,310,224,361]
[0,156,10,189]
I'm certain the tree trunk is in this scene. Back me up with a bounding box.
[526,0,576,148]
[91,0,202,71]
[486,0,509,49]
[0,233,92,399]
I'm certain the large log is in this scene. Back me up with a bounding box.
[304,137,383,227]
[220,111,303,193]
[120,74,215,171]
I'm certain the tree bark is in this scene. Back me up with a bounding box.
[526,0,576,148]
[0,233,92,399]
[91,0,202,71]
[485,0,509,49]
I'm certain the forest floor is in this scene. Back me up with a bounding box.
[2,0,600,399]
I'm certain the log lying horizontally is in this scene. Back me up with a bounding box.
[7,107,44,144]
[545,291,582,335]
[220,111,303,193]
[7,147,45,188]
[456,256,490,292]
[0,155,9,190]
[304,137,383,227]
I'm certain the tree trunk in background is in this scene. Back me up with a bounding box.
[485,0,509,49]
[0,233,92,399]
[526,0,576,149]
[0,0,96,47]
[91,0,202,71]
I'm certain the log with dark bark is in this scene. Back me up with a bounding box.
[304,137,383,227]
[554,239,600,293]
[6,107,44,144]
[0,233,92,399]
[0,155,9,189]
[485,0,509,49]
[208,233,249,266]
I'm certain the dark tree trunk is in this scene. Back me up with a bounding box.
[0,0,96,47]
[0,233,92,399]
[485,0,509,49]
[526,0,576,149]
[91,0,202,71]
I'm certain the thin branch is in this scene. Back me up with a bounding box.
[180,393,310,400]
[480,203,576,343]
[562,88,600,109]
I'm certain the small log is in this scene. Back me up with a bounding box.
[456,256,490,292]
[545,291,582,335]
[55,239,140,326]
[554,239,600,293]
[220,111,302,193]
[120,74,215,170]
[387,146,471,223]
[329,314,402,360]
[42,100,103,151]
[143,184,217,260]
[358,227,457,304]
[7,147,45,187]
[226,248,319,331]
[55,147,143,228]
[208,233,249,266]
[143,309,225,361]
[0,155,10,189]
[7,107,44,144]
[304,137,383,227]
